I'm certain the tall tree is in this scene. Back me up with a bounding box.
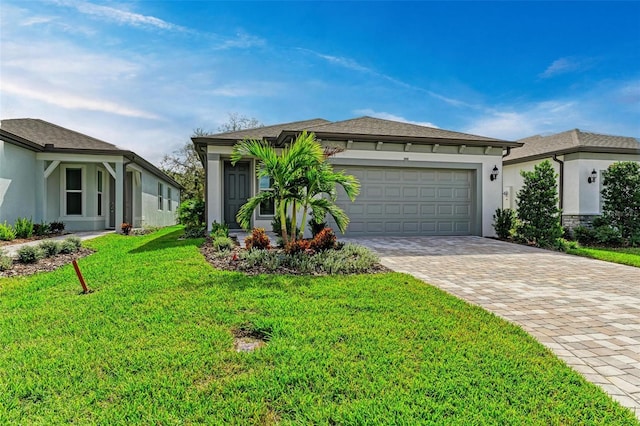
[601,161,640,240]
[515,160,563,247]
[160,115,262,202]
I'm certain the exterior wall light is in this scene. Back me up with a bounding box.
[588,169,597,184]
[490,165,499,181]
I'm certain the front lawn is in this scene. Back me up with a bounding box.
[0,226,636,424]
[567,246,640,268]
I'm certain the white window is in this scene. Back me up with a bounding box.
[97,170,104,216]
[258,175,275,216]
[167,187,172,211]
[64,167,83,216]
[158,182,163,210]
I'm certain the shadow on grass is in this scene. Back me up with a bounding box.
[128,229,203,254]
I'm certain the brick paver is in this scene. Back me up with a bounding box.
[346,236,640,419]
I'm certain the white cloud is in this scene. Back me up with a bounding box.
[540,57,594,79]
[1,80,160,119]
[53,0,187,32]
[21,16,56,26]
[208,82,284,98]
[354,109,438,128]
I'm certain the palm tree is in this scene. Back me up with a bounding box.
[231,132,360,244]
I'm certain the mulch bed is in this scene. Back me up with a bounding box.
[0,248,94,278]
[199,238,390,276]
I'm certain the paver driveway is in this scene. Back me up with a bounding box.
[346,236,640,418]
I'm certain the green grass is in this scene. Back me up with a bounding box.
[567,246,640,268]
[1,226,637,425]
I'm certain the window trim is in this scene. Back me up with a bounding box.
[61,165,86,217]
[158,182,164,211]
[257,175,275,217]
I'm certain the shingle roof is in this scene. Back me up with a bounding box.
[202,118,330,140]
[304,116,505,143]
[1,118,182,189]
[505,129,640,164]
[1,118,120,151]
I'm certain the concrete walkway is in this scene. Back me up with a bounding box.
[345,236,640,418]
[0,230,113,258]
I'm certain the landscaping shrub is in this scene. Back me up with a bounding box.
[50,221,65,233]
[0,221,16,241]
[177,198,205,228]
[492,208,516,239]
[33,221,51,237]
[284,238,311,255]
[17,246,43,264]
[38,240,61,257]
[309,227,337,252]
[210,221,229,238]
[245,228,271,250]
[308,213,327,238]
[553,238,580,252]
[183,225,206,239]
[594,225,624,246]
[59,240,79,254]
[66,236,82,250]
[515,160,563,247]
[212,236,234,251]
[601,161,640,241]
[14,217,34,239]
[0,250,12,271]
[574,226,596,246]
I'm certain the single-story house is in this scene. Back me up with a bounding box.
[0,118,181,231]
[192,116,521,237]
[503,129,640,228]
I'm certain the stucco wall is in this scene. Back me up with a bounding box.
[503,153,640,217]
[0,141,39,225]
[206,144,504,237]
[139,169,179,228]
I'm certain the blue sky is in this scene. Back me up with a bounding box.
[1,1,639,164]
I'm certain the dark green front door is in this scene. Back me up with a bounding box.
[224,161,250,229]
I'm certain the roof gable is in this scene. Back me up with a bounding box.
[506,129,640,163]
[1,118,120,151]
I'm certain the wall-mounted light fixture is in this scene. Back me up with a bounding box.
[490,165,499,181]
[587,169,597,184]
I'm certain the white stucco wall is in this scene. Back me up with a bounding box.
[206,144,504,237]
[503,153,640,216]
[0,141,41,225]
[139,169,180,228]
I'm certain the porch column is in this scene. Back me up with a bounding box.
[206,153,222,231]
[114,161,124,229]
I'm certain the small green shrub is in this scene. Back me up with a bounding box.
[212,236,234,251]
[493,208,516,239]
[240,249,281,270]
[65,236,83,250]
[210,221,229,238]
[33,221,51,237]
[0,250,12,271]
[38,240,61,257]
[562,226,574,241]
[313,243,379,274]
[594,225,624,246]
[553,238,580,252]
[17,246,43,264]
[574,226,595,246]
[14,217,34,239]
[183,225,206,239]
[309,227,337,252]
[177,198,205,228]
[0,221,16,241]
[49,221,65,233]
[245,228,271,250]
[59,240,78,254]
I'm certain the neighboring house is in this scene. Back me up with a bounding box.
[192,116,521,237]
[0,118,181,231]
[503,129,640,229]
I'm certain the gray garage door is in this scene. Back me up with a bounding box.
[330,166,475,236]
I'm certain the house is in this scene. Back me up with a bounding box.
[0,118,181,231]
[192,116,521,237]
[502,129,640,229]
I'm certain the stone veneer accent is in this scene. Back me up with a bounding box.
[562,214,600,230]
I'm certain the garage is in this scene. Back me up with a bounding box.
[331,166,476,237]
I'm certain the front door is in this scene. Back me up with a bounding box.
[224,161,250,229]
